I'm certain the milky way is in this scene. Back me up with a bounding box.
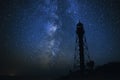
[0,0,120,76]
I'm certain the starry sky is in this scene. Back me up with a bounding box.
[0,0,120,76]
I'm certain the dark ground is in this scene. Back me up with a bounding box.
[0,62,120,80]
[58,62,120,80]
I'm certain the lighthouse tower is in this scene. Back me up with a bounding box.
[76,21,85,75]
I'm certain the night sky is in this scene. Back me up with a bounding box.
[0,0,120,77]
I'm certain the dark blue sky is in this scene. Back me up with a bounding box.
[0,0,120,76]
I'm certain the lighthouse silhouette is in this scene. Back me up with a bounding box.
[76,21,85,76]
